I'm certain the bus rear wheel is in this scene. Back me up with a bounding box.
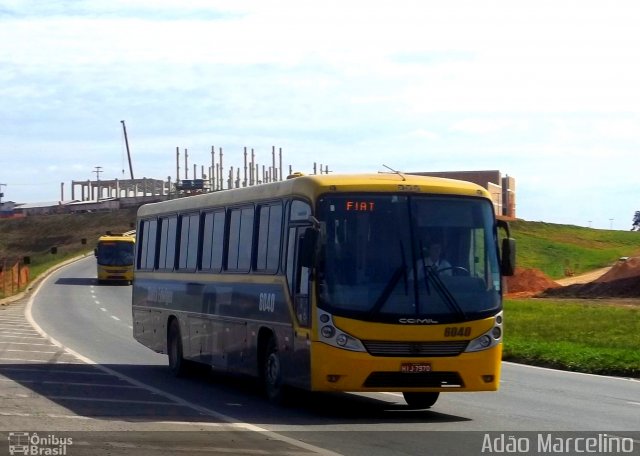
[402,392,440,409]
[262,337,286,404]
[168,319,189,377]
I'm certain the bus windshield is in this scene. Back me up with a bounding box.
[316,194,502,323]
[96,241,135,266]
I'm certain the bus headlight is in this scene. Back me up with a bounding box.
[321,325,335,338]
[465,311,503,353]
[317,310,366,352]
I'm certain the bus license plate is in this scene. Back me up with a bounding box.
[401,363,431,373]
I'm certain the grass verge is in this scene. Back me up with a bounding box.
[509,220,640,279]
[504,298,640,378]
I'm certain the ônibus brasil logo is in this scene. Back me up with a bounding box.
[8,432,73,456]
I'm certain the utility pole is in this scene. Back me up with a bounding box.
[120,120,134,179]
[93,166,102,201]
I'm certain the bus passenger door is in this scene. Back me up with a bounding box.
[286,226,312,389]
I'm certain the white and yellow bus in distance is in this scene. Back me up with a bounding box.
[132,173,515,408]
[95,233,135,284]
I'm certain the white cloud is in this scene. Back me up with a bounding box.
[1,0,639,228]
[450,118,528,135]
[409,129,439,140]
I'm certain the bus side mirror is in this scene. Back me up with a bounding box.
[299,227,319,269]
[94,248,98,257]
[501,237,516,276]
[497,219,516,276]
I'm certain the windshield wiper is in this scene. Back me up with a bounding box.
[417,241,466,321]
[423,266,467,321]
[369,240,409,315]
[369,266,405,315]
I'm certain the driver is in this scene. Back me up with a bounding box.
[417,241,452,276]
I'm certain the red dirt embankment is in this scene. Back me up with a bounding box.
[540,257,640,298]
[506,257,640,299]
[505,268,560,298]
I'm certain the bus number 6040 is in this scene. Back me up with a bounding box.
[444,326,471,337]
[259,293,276,312]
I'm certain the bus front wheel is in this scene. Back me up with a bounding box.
[403,392,440,409]
[168,319,188,377]
[262,337,286,404]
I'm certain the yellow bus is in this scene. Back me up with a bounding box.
[95,232,135,284]
[132,173,515,408]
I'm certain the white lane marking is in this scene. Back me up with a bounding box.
[0,357,84,363]
[0,335,50,340]
[628,401,640,406]
[46,396,178,405]
[0,411,93,420]
[5,349,59,354]
[0,379,143,389]
[503,361,640,383]
[0,411,239,427]
[0,342,53,347]
[111,316,120,321]
[0,367,112,376]
[95,300,100,305]
[100,307,107,312]
[25,262,343,456]
[0,414,256,432]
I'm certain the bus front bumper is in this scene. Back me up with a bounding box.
[310,342,502,392]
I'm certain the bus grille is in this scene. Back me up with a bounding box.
[362,340,469,357]
[363,371,464,388]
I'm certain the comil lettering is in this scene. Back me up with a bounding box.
[399,318,438,324]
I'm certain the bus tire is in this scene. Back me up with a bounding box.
[168,319,189,377]
[402,392,439,409]
[263,336,286,404]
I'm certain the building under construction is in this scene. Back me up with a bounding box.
[63,145,331,205]
[411,170,516,218]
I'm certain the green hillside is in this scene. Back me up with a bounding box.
[2,211,640,296]
[0,209,137,297]
[509,220,640,279]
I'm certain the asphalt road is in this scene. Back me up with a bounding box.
[10,256,640,455]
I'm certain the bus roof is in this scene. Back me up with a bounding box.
[137,172,491,218]
[97,233,136,243]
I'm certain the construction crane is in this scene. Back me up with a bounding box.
[121,120,135,180]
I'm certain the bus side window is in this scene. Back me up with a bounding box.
[201,210,225,271]
[139,219,158,270]
[158,216,177,270]
[227,205,254,271]
[256,203,283,272]
[178,213,200,270]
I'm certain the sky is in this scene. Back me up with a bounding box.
[1,0,639,230]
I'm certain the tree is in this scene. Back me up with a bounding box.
[632,211,640,231]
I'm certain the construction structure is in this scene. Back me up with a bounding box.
[411,170,516,218]
[69,178,170,202]
[173,145,330,196]
[64,146,331,204]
